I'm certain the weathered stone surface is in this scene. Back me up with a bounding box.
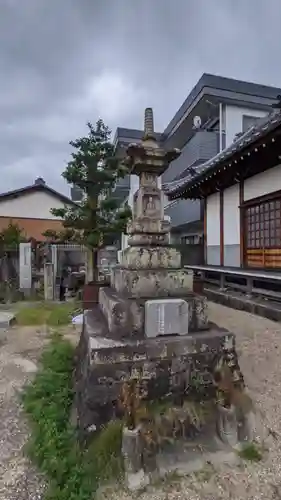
[127,218,170,236]
[111,268,192,297]
[73,108,245,454]
[122,426,143,473]
[97,289,207,339]
[119,246,181,270]
[134,187,163,220]
[216,404,238,447]
[145,299,189,337]
[98,287,144,338]
[74,313,242,436]
[128,232,170,246]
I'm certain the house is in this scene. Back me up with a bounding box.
[166,107,281,270]
[0,177,74,241]
[113,73,281,249]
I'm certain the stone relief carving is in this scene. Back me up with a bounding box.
[141,172,157,187]
[146,196,156,211]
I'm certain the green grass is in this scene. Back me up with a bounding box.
[16,301,81,326]
[238,442,263,462]
[22,333,123,500]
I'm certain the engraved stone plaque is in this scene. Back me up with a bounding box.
[145,299,189,338]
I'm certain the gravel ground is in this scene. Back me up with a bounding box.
[102,303,281,500]
[1,305,281,500]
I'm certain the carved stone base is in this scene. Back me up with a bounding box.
[73,314,241,438]
[98,287,208,339]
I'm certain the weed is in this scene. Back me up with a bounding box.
[16,301,81,326]
[238,442,263,462]
[22,333,123,500]
[193,463,214,482]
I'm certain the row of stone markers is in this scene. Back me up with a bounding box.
[73,108,255,491]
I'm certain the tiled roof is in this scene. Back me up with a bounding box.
[164,110,281,197]
[0,181,74,205]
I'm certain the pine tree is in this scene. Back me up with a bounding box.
[47,120,131,279]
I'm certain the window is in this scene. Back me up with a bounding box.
[242,115,263,133]
[181,235,200,245]
[245,198,281,249]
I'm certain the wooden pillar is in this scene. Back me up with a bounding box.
[203,197,207,265]
[239,179,244,267]
[220,190,224,266]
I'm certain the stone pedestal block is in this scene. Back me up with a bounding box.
[98,287,208,340]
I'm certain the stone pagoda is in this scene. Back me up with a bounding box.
[74,108,242,437]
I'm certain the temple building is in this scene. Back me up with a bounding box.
[166,108,281,270]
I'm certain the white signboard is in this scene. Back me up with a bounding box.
[145,298,189,338]
[19,242,32,290]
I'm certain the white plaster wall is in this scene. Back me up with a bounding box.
[206,192,220,246]
[0,191,69,219]
[223,184,240,245]
[224,105,268,148]
[244,164,281,201]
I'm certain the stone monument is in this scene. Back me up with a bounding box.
[74,108,243,440]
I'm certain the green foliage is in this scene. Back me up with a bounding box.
[22,333,123,500]
[16,302,81,326]
[48,120,131,250]
[42,228,77,243]
[0,221,26,248]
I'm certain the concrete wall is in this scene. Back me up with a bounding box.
[176,244,204,266]
[163,130,219,184]
[165,199,201,229]
[224,105,268,148]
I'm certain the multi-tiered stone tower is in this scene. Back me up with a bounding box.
[74,108,241,436]
[99,108,208,340]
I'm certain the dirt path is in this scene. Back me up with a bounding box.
[2,305,281,499]
[0,325,79,500]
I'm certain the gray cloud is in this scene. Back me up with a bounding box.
[0,0,280,194]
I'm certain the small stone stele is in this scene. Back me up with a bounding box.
[122,426,143,474]
[122,426,149,491]
[145,299,189,338]
[216,404,238,447]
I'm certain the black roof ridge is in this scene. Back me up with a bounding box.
[0,182,74,205]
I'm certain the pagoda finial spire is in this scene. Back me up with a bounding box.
[143,107,155,140]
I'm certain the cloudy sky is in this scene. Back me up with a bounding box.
[1,0,281,195]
